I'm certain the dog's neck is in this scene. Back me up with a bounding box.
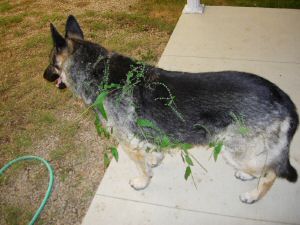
[105,52,140,86]
[66,41,145,105]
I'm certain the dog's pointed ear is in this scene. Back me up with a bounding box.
[65,15,84,40]
[50,23,66,51]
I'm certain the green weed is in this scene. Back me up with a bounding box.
[209,139,224,161]
[92,62,208,181]
[149,81,185,122]
[137,117,200,182]
[193,123,224,161]
[230,111,250,136]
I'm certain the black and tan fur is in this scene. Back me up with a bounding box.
[44,15,298,204]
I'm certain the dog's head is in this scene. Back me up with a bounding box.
[43,15,85,89]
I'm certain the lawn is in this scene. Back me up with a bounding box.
[0,0,299,224]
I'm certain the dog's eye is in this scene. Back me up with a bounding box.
[53,64,60,70]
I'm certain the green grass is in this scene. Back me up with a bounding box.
[49,147,69,161]
[91,21,108,31]
[3,205,30,225]
[59,122,80,138]
[103,11,174,33]
[59,167,72,182]
[15,132,33,149]
[84,10,97,17]
[140,49,157,63]
[2,204,44,225]
[0,1,13,13]
[24,35,52,49]
[39,13,64,27]
[36,111,56,125]
[103,33,141,52]
[14,30,26,37]
[0,14,24,27]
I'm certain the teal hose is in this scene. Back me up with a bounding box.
[0,155,54,225]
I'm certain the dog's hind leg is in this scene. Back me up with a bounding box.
[122,144,153,190]
[239,169,276,204]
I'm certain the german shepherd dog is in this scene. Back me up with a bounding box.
[44,15,298,204]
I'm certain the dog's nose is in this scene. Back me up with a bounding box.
[58,82,66,89]
[43,65,59,82]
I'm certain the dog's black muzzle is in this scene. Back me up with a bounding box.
[44,65,59,82]
[43,65,66,89]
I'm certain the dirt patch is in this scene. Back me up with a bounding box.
[1,110,109,225]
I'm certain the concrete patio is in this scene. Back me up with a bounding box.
[82,6,300,225]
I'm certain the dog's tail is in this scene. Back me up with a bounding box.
[285,107,299,183]
[276,159,298,182]
[285,161,298,182]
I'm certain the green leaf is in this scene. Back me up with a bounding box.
[160,135,171,148]
[94,91,108,121]
[208,141,215,148]
[239,126,250,136]
[111,147,119,162]
[184,166,192,180]
[104,153,110,168]
[104,83,121,90]
[213,142,223,161]
[180,143,193,151]
[180,152,185,163]
[179,143,193,154]
[185,155,194,166]
[136,118,156,129]
[94,114,110,138]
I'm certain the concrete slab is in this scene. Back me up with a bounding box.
[82,6,300,225]
[83,195,288,225]
[157,7,300,63]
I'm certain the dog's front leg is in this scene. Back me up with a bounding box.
[122,144,153,190]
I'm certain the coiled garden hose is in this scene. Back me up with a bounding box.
[0,155,54,225]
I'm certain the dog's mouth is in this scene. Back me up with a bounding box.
[55,76,67,89]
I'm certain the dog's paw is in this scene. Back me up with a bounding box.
[129,176,150,190]
[147,152,164,168]
[235,171,255,181]
[239,192,257,204]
